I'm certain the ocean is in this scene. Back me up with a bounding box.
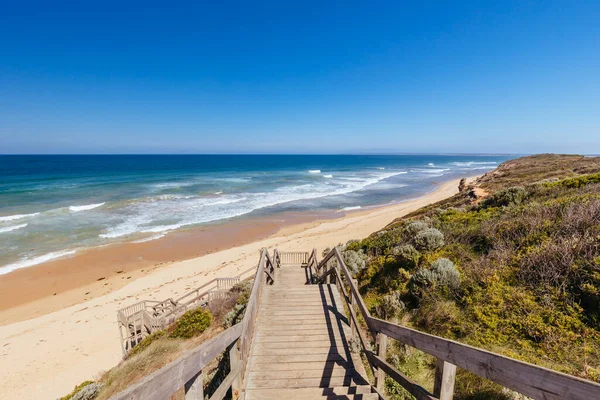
[0,154,511,274]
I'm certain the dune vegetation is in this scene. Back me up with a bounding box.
[338,154,600,399]
[60,280,252,400]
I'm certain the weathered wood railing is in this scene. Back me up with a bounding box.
[110,248,276,400]
[318,247,600,400]
[117,264,258,356]
[278,250,309,266]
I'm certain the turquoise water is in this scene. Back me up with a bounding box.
[0,155,512,273]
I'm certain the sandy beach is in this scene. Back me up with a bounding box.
[0,178,465,400]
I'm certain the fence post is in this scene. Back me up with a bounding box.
[349,279,358,341]
[184,369,204,399]
[229,339,242,399]
[434,359,456,400]
[375,332,388,391]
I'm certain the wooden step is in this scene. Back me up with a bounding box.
[248,360,356,372]
[245,374,369,389]
[250,353,352,364]
[248,365,359,380]
[244,386,375,400]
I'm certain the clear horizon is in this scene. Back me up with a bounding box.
[1,1,599,154]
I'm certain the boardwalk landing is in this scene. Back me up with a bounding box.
[244,261,377,400]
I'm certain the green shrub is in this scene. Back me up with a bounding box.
[391,244,420,269]
[480,186,527,208]
[129,330,166,357]
[405,220,429,236]
[60,381,95,400]
[169,308,212,339]
[223,303,246,328]
[343,249,368,275]
[545,172,600,189]
[431,258,460,289]
[413,228,445,251]
[374,292,404,320]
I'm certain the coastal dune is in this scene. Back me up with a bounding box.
[0,179,465,400]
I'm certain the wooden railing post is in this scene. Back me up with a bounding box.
[433,359,456,400]
[375,332,388,391]
[349,279,358,341]
[229,339,241,399]
[184,370,204,400]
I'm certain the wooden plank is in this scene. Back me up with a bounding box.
[370,317,600,400]
[368,352,436,400]
[245,375,368,389]
[208,367,239,400]
[250,353,351,364]
[251,346,347,356]
[248,361,356,372]
[433,359,456,400]
[184,370,204,400]
[109,323,242,400]
[374,333,387,391]
[248,366,359,380]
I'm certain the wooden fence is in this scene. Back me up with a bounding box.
[278,251,309,266]
[317,247,600,400]
[109,248,278,400]
[117,265,257,356]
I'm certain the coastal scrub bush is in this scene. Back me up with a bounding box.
[413,228,445,251]
[431,258,460,289]
[343,249,368,275]
[374,292,404,320]
[60,381,95,400]
[129,330,166,357]
[480,186,527,209]
[71,383,103,400]
[391,244,420,269]
[405,220,429,236]
[169,307,212,339]
[223,303,246,328]
[410,258,460,290]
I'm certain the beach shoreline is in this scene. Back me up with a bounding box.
[0,176,473,400]
[0,179,457,324]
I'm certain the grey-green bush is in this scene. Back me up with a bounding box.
[391,244,420,268]
[413,228,445,251]
[410,258,460,290]
[342,249,367,275]
[480,186,527,208]
[374,293,405,320]
[405,220,429,236]
[431,258,460,289]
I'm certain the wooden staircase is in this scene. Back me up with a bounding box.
[243,259,378,399]
[109,248,600,400]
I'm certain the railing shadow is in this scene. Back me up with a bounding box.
[317,282,368,395]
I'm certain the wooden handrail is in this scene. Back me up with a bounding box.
[110,248,273,400]
[318,247,600,400]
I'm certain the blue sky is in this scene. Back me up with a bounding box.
[1,1,599,154]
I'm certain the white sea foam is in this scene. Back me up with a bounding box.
[214,191,223,195]
[69,202,105,212]
[141,224,182,234]
[428,163,435,166]
[376,167,385,170]
[0,224,27,233]
[417,168,450,174]
[99,171,406,240]
[323,174,333,178]
[308,170,321,173]
[341,206,362,211]
[452,161,497,167]
[0,250,77,275]
[0,212,39,222]
[133,233,166,243]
